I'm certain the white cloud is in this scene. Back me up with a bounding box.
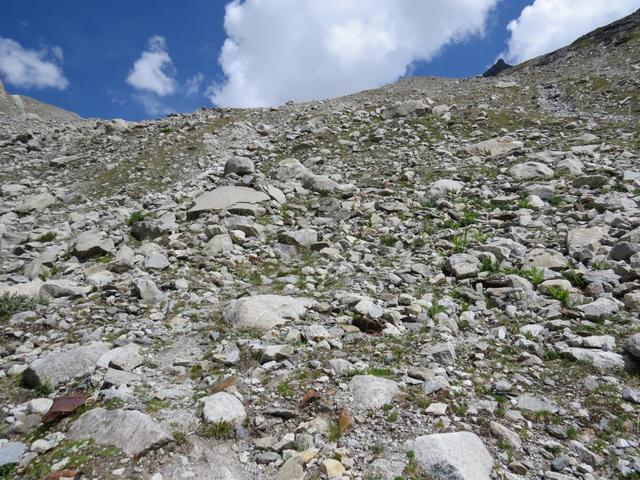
[210,0,499,107]
[505,0,640,64]
[127,35,176,96]
[186,72,204,96]
[133,93,174,117]
[0,37,68,90]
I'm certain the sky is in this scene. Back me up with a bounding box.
[0,0,638,121]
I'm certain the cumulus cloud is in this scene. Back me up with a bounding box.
[505,0,640,64]
[186,72,204,96]
[210,0,499,107]
[127,36,176,96]
[133,93,174,117]
[0,37,68,90]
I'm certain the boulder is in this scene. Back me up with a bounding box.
[509,162,554,180]
[133,278,168,306]
[15,192,56,214]
[224,295,316,330]
[466,136,523,157]
[22,341,110,388]
[188,186,270,219]
[349,375,399,409]
[73,231,114,259]
[200,392,246,424]
[566,226,608,257]
[224,156,255,176]
[405,431,493,480]
[68,408,169,456]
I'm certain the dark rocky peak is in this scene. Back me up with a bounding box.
[482,58,512,77]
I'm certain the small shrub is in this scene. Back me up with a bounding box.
[451,229,469,253]
[521,267,545,286]
[37,231,57,242]
[547,285,571,307]
[563,269,587,289]
[127,211,145,226]
[201,421,234,439]
[35,382,53,396]
[0,293,44,321]
[481,257,502,273]
[172,431,188,445]
[277,380,295,398]
[367,367,392,378]
[461,210,477,226]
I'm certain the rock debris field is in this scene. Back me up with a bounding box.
[1,9,640,480]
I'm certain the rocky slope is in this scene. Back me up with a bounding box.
[1,9,639,480]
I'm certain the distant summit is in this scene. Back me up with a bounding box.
[482,58,512,77]
[0,77,80,122]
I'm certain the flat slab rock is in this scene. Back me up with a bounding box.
[22,341,109,388]
[68,408,169,456]
[405,431,493,480]
[188,186,270,219]
[224,294,316,331]
[0,441,26,466]
[349,375,399,409]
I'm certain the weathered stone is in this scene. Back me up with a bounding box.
[22,341,109,388]
[405,431,493,480]
[133,278,168,306]
[509,162,554,180]
[0,441,26,466]
[349,375,399,409]
[200,392,246,424]
[566,226,608,256]
[466,136,523,157]
[224,156,255,176]
[73,231,114,258]
[15,193,56,213]
[188,186,270,219]
[224,295,316,330]
[68,408,169,456]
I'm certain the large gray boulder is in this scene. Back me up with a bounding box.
[188,186,270,219]
[22,341,110,388]
[466,136,523,157]
[405,431,493,480]
[133,278,168,306]
[73,231,115,259]
[15,192,56,214]
[0,441,26,467]
[566,226,608,257]
[509,161,554,180]
[224,295,316,330]
[382,100,430,119]
[625,333,640,360]
[68,408,169,456]
[40,279,92,298]
[349,375,399,409]
[224,156,255,176]
[200,392,246,424]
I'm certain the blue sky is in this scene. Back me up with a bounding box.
[1,0,637,120]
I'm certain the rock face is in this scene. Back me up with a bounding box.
[187,186,270,219]
[22,342,110,388]
[406,432,493,480]
[224,295,316,330]
[68,408,169,455]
